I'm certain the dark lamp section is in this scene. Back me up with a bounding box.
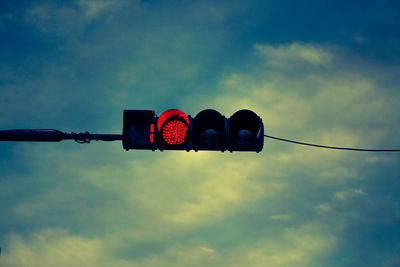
[229,109,264,152]
[193,109,226,150]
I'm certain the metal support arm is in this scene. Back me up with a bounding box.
[0,129,122,143]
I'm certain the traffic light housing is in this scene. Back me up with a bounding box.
[122,110,155,150]
[193,109,226,151]
[122,109,264,152]
[228,109,264,152]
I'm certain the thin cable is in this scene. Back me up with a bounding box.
[264,134,400,152]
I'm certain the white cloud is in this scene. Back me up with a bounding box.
[78,0,126,19]
[255,43,333,67]
[1,229,122,267]
[2,224,335,267]
[135,224,336,266]
[81,151,284,232]
[315,204,332,213]
[269,214,291,221]
[335,189,366,200]
[223,224,336,267]
[137,244,221,267]
[25,0,133,35]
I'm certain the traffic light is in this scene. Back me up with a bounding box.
[122,110,155,150]
[228,109,264,152]
[122,109,264,152]
[193,109,226,151]
[156,109,191,151]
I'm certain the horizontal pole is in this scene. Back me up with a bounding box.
[0,129,67,142]
[0,129,122,143]
[64,132,122,142]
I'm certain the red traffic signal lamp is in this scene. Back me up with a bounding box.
[122,109,264,152]
[157,109,191,149]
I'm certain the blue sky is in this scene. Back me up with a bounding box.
[1,0,400,266]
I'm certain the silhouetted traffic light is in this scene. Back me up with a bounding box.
[122,110,155,150]
[122,109,264,152]
[193,109,226,151]
[228,110,264,152]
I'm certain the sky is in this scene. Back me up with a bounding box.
[0,0,400,266]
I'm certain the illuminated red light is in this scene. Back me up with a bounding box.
[158,109,190,146]
[161,119,188,145]
[157,109,189,132]
[150,123,154,143]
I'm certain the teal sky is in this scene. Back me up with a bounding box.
[1,0,400,266]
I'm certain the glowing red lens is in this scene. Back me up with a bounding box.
[161,119,188,145]
[157,109,189,132]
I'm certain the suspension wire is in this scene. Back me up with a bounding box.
[264,134,400,152]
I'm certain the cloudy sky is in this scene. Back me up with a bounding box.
[1,0,400,266]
